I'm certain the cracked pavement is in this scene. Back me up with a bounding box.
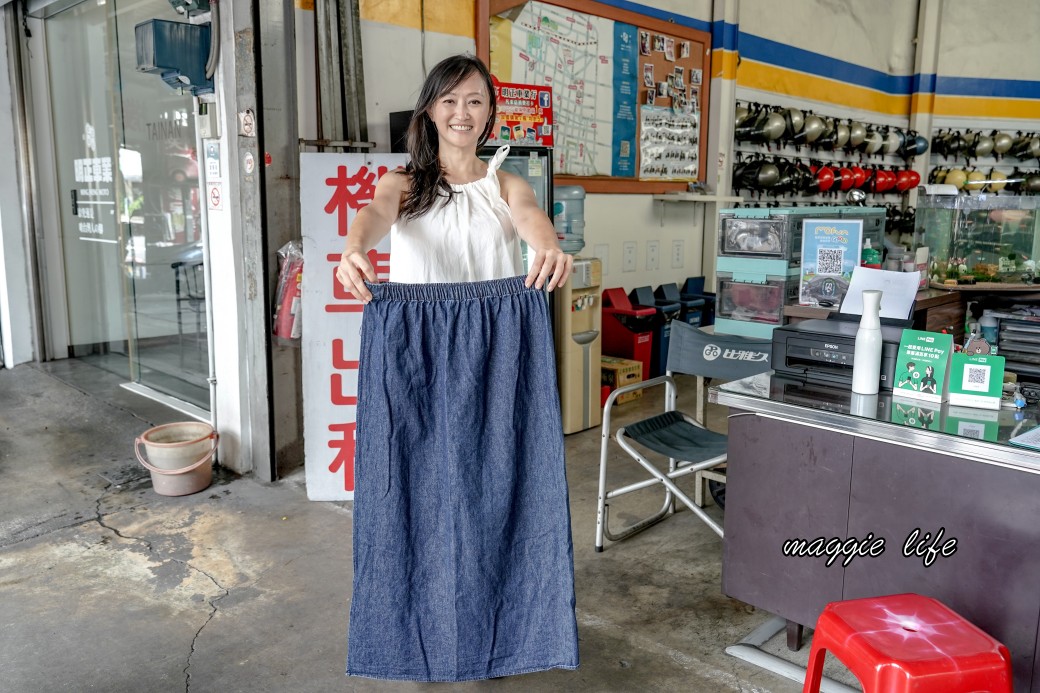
[1,364,820,692]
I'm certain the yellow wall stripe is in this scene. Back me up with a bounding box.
[358,0,474,38]
[910,92,934,117]
[489,17,513,80]
[933,95,1040,120]
[295,0,314,10]
[713,49,738,81]
[739,60,910,116]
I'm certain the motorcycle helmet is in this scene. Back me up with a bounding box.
[851,166,867,189]
[972,133,994,158]
[986,168,1008,193]
[895,169,921,192]
[833,122,850,150]
[992,131,1013,155]
[801,114,826,143]
[848,121,867,148]
[862,130,884,155]
[816,165,836,192]
[964,169,987,191]
[944,167,968,190]
[757,111,786,142]
[783,107,804,139]
[882,128,903,155]
[838,167,855,191]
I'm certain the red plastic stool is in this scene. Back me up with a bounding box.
[802,593,1012,693]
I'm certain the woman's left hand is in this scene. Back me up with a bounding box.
[525,248,574,291]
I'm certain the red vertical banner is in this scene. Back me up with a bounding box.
[300,153,408,500]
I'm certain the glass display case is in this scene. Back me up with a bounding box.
[916,194,1040,285]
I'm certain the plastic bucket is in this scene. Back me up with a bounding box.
[134,422,218,496]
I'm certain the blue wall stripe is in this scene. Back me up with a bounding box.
[935,75,1040,100]
[738,33,913,95]
[594,0,712,33]
[912,73,937,94]
[712,19,739,51]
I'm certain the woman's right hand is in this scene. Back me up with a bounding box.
[337,248,377,304]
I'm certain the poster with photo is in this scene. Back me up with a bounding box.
[798,219,862,306]
[680,41,690,59]
[691,68,702,85]
[665,37,675,61]
[643,63,654,87]
[639,30,650,56]
[639,105,698,180]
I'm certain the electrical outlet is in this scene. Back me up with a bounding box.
[646,241,660,271]
[672,240,685,269]
[622,242,637,272]
[593,244,610,275]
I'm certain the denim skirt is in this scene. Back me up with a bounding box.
[346,276,579,682]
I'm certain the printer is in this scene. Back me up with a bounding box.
[771,317,907,390]
[772,268,921,390]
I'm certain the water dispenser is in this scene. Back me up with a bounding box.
[554,258,602,433]
[553,185,586,255]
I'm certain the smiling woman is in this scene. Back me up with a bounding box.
[337,54,579,683]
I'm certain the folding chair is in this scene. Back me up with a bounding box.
[595,320,772,550]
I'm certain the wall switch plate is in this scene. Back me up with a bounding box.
[196,100,219,139]
[672,240,685,268]
[593,244,610,275]
[622,242,637,272]
[646,241,660,271]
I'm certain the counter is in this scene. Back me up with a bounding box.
[713,373,1040,692]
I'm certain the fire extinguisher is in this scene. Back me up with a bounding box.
[273,248,304,340]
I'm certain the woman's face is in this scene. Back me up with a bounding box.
[426,71,491,149]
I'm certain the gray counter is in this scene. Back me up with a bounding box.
[714,373,1040,692]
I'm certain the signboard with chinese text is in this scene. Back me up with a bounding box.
[487,80,554,147]
[300,153,408,500]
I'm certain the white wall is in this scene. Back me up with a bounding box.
[584,195,709,292]
[0,14,33,367]
[939,0,1040,82]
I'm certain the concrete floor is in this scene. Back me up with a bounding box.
[0,361,857,693]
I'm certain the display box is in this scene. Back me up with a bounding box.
[717,206,885,267]
[601,356,643,404]
[915,193,1040,285]
[716,272,798,325]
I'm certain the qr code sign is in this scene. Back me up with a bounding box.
[817,247,844,275]
[963,364,990,392]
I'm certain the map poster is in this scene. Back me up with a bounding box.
[487,80,554,147]
[798,219,862,306]
[490,2,618,176]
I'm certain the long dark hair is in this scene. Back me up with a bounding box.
[400,54,497,220]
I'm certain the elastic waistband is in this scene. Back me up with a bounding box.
[367,276,535,302]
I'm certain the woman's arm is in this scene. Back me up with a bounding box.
[336,170,409,303]
[499,170,573,291]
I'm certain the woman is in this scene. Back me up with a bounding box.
[338,54,579,682]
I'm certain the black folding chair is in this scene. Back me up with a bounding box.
[595,320,772,550]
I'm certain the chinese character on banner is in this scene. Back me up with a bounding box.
[301,153,407,501]
[323,164,389,236]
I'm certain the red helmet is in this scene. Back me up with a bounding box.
[838,167,855,190]
[816,166,836,192]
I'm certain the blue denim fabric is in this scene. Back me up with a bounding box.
[346,276,579,682]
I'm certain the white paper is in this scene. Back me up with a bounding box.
[840,267,919,320]
[1010,425,1040,451]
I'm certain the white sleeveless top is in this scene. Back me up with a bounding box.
[389,145,524,283]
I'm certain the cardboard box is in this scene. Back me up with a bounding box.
[601,356,643,404]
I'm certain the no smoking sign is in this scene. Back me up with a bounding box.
[207,182,223,211]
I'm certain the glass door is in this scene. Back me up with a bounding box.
[42,0,209,409]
